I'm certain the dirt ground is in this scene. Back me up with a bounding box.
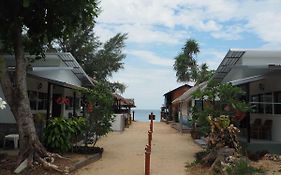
[75,121,202,175]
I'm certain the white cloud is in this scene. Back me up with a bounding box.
[98,0,281,109]
[96,23,188,44]
[199,49,226,70]
[247,11,281,46]
[97,0,281,45]
[127,50,174,66]
[110,65,183,109]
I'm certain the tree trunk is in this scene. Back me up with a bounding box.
[0,23,66,172]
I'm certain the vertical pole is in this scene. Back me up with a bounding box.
[150,112,154,132]
[246,83,251,143]
[148,130,152,146]
[145,144,151,175]
[133,110,135,121]
[46,82,51,123]
[73,91,76,117]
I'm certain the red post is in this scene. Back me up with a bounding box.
[149,112,154,132]
[145,144,151,175]
[148,130,152,146]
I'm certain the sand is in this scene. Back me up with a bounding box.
[75,122,202,175]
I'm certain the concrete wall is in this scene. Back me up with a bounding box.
[179,101,189,116]
[111,114,125,131]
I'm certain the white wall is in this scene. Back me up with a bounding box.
[0,85,16,123]
[180,101,188,116]
[111,114,125,131]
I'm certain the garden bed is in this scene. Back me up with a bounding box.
[0,147,103,175]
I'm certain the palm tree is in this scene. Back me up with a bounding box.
[195,63,214,85]
[173,39,200,83]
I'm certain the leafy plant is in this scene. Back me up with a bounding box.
[194,149,210,164]
[226,158,265,175]
[191,81,251,136]
[82,82,115,146]
[44,117,86,153]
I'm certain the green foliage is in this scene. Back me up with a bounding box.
[226,158,265,175]
[57,28,128,93]
[194,149,210,164]
[44,117,86,153]
[191,81,251,136]
[83,82,114,146]
[0,0,99,56]
[173,39,213,84]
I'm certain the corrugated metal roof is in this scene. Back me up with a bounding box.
[213,49,245,82]
[57,53,94,87]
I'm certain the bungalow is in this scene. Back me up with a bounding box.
[172,82,208,128]
[162,84,192,121]
[111,93,136,131]
[213,49,281,153]
[0,52,94,135]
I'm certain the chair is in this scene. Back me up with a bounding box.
[250,119,262,139]
[261,120,272,140]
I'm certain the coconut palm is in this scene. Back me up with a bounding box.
[195,63,214,85]
[173,39,200,83]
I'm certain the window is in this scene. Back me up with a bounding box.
[38,92,48,110]
[263,93,272,114]
[274,91,281,114]
[250,92,281,114]
[28,91,48,110]
[251,95,260,113]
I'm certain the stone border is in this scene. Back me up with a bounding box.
[68,152,102,172]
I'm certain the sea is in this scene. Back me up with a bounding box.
[132,109,161,122]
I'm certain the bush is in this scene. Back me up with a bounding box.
[44,117,85,153]
[194,149,210,164]
[226,158,265,175]
[83,82,115,146]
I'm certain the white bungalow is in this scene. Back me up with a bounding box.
[0,52,94,135]
[213,49,281,153]
[172,82,207,128]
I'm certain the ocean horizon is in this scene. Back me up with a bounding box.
[132,109,161,122]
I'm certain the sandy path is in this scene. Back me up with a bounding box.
[75,122,201,175]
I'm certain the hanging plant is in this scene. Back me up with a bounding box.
[56,96,70,105]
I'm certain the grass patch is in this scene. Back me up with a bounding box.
[226,158,266,175]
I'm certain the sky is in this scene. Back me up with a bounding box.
[95,0,281,109]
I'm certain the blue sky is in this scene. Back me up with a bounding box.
[95,0,281,109]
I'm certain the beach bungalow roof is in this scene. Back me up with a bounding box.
[4,52,94,89]
[172,81,207,104]
[113,94,136,108]
[213,49,281,83]
[163,84,192,96]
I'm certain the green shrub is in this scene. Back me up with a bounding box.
[44,117,86,153]
[226,159,265,175]
[194,149,210,163]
